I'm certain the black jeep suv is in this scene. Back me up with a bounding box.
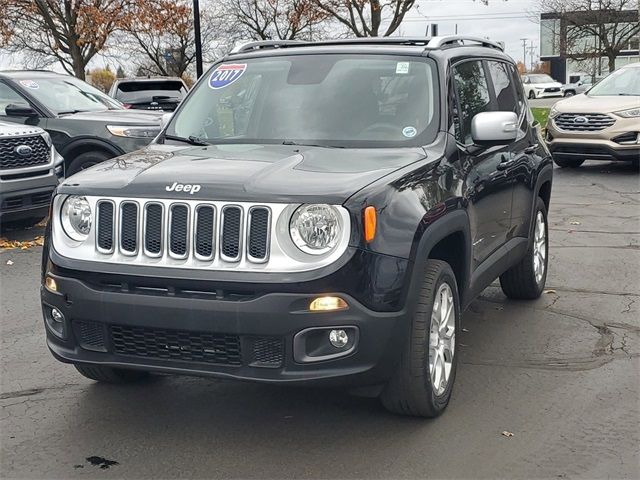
[41,37,553,417]
[0,71,162,176]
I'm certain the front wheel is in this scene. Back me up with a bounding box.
[500,198,548,299]
[553,157,584,168]
[381,260,460,417]
[564,90,575,97]
[528,90,536,99]
[67,151,111,176]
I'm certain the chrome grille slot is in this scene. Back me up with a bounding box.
[144,203,163,256]
[247,207,270,262]
[169,204,189,258]
[96,201,115,253]
[554,113,615,132]
[195,205,215,259]
[120,202,139,255]
[221,206,242,262]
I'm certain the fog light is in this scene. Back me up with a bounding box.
[309,296,348,311]
[44,276,57,292]
[329,329,349,348]
[51,308,64,323]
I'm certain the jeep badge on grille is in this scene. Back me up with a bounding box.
[165,182,201,194]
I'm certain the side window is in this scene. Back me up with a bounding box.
[487,61,518,113]
[0,82,26,115]
[453,60,491,144]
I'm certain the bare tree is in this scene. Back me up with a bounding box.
[0,0,132,80]
[122,0,226,77]
[222,0,328,41]
[539,0,640,73]
[312,0,416,37]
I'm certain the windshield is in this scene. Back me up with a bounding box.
[167,55,438,148]
[588,67,640,96]
[529,75,555,84]
[115,80,187,103]
[18,76,122,114]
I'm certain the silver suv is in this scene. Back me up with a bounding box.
[0,121,64,227]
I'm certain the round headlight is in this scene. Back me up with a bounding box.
[290,204,341,255]
[61,195,92,241]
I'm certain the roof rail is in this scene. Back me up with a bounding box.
[426,35,504,51]
[230,40,305,54]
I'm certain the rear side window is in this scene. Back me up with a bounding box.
[487,61,518,113]
[452,60,491,144]
[0,82,27,115]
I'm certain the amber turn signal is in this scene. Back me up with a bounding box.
[364,206,377,243]
[44,276,58,293]
[309,296,349,311]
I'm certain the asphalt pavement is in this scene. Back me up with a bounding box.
[1,161,639,479]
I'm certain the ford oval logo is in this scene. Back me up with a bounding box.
[573,116,589,124]
[15,145,33,157]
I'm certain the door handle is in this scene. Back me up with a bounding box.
[496,159,516,171]
[524,143,539,154]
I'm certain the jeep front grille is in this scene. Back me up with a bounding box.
[95,198,271,264]
[554,113,615,132]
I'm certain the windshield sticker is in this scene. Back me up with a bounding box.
[402,126,417,138]
[396,62,410,74]
[209,64,247,89]
[19,80,39,89]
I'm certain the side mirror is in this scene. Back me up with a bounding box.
[577,81,583,86]
[161,112,173,128]
[5,103,38,117]
[471,111,518,146]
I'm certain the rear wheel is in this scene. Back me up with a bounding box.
[500,198,548,299]
[74,364,149,383]
[67,151,111,176]
[553,157,584,168]
[380,260,460,417]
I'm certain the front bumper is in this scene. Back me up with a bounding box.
[41,260,410,386]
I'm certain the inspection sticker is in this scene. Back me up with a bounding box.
[402,126,417,138]
[396,62,410,74]
[208,63,247,89]
[19,80,39,89]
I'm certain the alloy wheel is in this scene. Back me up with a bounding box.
[533,211,547,284]
[428,283,456,396]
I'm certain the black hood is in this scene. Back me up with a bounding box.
[58,143,429,204]
[58,109,162,124]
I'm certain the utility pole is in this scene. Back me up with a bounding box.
[520,38,528,71]
[193,0,203,78]
[527,40,537,72]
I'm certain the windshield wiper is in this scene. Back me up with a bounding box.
[163,134,210,146]
[282,140,344,149]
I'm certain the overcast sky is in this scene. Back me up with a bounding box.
[0,0,542,72]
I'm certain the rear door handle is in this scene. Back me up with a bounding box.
[524,143,539,154]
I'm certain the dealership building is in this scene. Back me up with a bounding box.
[540,9,639,83]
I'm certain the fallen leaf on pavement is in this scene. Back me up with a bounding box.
[570,221,581,225]
[6,260,14,265]
[0,236,45,251]
[501,431,514,437]
[544,289,556,294]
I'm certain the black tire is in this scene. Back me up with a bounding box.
[528,90,536,99]
[553,157,584,168]
[500,197,548,300]
[0,216,45,231]
[564,90,575,97]
[380,260,460,417]
[67,151,111,176]
[74,364,149,383]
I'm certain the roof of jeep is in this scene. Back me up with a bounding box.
[224,37,514,64]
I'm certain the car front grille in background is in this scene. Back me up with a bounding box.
[95,199,271,264]
[0,135,50,170]
[554,113,616,132]
[544,87,560,92]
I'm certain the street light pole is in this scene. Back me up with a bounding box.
[193,0,203,78]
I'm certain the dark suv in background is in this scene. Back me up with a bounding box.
[0,71,162,176]
[109,77,188,112]
[41,36,553,417]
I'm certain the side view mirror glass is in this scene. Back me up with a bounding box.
[471,111,519,146]
[5,103,38,117]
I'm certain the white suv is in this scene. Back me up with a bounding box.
[522,74,563,99]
